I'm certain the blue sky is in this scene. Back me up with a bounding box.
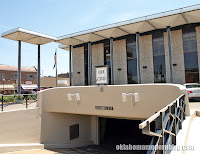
[0,0,199,76]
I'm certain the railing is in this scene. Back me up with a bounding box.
[0,94,37,111]
[139,94,186,154]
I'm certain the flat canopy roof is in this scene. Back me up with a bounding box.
[1,27,57,45]
[58,44,69,50]
[56,4,200,47]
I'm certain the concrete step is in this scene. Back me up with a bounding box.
[0,143,44,153]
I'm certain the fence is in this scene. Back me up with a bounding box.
[0,94,37,111]
[139,94,186,154]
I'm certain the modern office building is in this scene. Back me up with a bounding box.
[1,5,200,153]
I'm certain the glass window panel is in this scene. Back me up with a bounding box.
[30,74,33,80]
[11,73,14,80]
[152,32,166,83]
[84,44,88,85]
[34,74,36,80]
[15,74,17,80]
[0,73,1,80]
[27,74,29,80]
[104,40,111,85]
[2,73,5,80]
[183,25,199,83]
[126,35,138,84]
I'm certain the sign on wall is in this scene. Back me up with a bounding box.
[96,65,109,85]
[25,81,32,85]
[58,80,68,84]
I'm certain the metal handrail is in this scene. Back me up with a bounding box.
[139,94,186,154]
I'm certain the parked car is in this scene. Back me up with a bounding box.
[184,83,200,100]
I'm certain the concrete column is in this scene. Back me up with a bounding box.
[69,45,72,86]
[17,40,21,94]
[164,32,171,83]
[167,27,173,83]
[113,39,127,85]
[91,43,104,85]
[37,45,41,91]
[196,26,200,82]
[171,30,185,84]
[140,35,154,83]
[136,32,141,84]
[110,38,114,85]
[72,47,85,86]
[88,42,92,85]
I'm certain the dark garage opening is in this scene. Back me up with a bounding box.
[99,117,152,153]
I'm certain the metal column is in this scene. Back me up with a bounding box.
[37,45,41,91]
[69,45,72,86]
[88,42,92,85]
[110,38,114,85]
[136,33,141,84]
[167,26,173,83]
[17,40,21,94]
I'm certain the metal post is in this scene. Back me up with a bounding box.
[1,95,3,111]
[136,33,141,84]
[56,49,58,87]
[18,40,21,94]
[88,42,92,85]
[69,45,72,86]
[26,95,28,109]
[37,45,41,91]
[110,38,114,85]
[167,26,173,83]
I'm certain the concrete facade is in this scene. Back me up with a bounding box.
[171,30,185,84]
[72,47,85,86]
[91,43,104,85]
[113,39,127,85]
[164,32,171,83]
[139,34,154,84]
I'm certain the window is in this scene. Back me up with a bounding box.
[27,74,29,80]
[153,32,166,83]
[14,74,17,80]
[34,74,36,80]
[183,25,198,83]
[30,74,33,80]
[84,44,88,85]
[104,39,111,85]
[126,35,138,84]
[2,73,5,80]
[11,73,14,80]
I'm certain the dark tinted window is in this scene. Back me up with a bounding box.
[126,35,138,84]
[153,32,166,83]
[84,44,88,85]
[183,25,199,83]
[104,39,111,85]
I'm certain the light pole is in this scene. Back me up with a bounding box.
[3,79,5,95]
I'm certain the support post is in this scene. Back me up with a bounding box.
[136,33,141,84]
[88,42,92,85]
[69,45,72,86]
[110,38,114,85]
[37,45,41,91]
[18,40,21,94]
[1,95,3,111]
[167,26,173,83]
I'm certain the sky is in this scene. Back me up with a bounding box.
[0,0,199,77]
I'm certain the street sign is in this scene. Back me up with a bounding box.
[96,65,109,85]
[25,81,32,85]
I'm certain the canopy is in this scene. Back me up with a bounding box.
[1,27,57,45]
[56,4,200,46]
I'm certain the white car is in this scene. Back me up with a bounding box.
[184,83,200,100]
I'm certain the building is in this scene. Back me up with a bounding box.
[1,5,200,153]
[0,64,37,94]
[40,77,69,88]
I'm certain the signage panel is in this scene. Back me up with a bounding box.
[96,65,109,85]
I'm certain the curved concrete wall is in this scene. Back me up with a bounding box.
[38,84,190,120]
[0,108,41,144]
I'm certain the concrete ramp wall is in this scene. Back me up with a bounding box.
[0,108,41,144]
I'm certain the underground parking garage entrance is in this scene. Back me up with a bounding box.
[98,117,152,153]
